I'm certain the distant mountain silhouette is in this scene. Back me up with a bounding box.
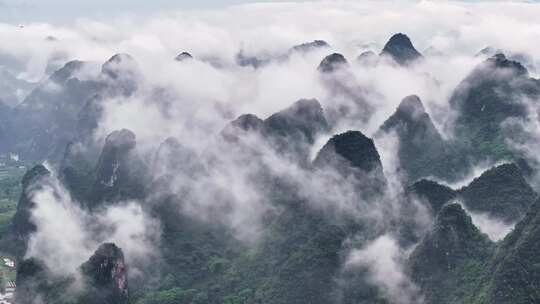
[380,33,423,65]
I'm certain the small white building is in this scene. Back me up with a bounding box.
[2,258,14,268]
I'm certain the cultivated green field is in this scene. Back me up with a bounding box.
[0,166,24,293]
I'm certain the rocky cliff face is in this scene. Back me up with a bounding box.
[15,243,128,304]
[80,243,129,304]
[88,129,148,208]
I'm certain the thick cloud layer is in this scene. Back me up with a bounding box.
[345,235,423,304]
[25,172,160,278]
[2,1,540,136]
[464,206,515,241]
[8,1,540,303]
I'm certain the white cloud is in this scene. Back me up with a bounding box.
[9,1,540,299]
[25,174,160,278]
[465,207,514,241]
[345,235,423,304]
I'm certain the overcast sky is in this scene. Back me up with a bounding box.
[2,1,538,24]
[0,0,293,23]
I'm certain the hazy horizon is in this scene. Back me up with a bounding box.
[0,0,298,24]
[2,0,538,24]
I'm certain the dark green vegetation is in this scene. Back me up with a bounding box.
[459,163,537,223]
[0,165,25,248]
[0,53,140,164]
[484,200,540,303]
[378,95,466,182]
[0,166,26,294]
[408,203,495,304]
[410,163,537,223]
[0,166,32,293]
[2,33,540,304]
[450,53,540,162]
[408,199,540,304]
